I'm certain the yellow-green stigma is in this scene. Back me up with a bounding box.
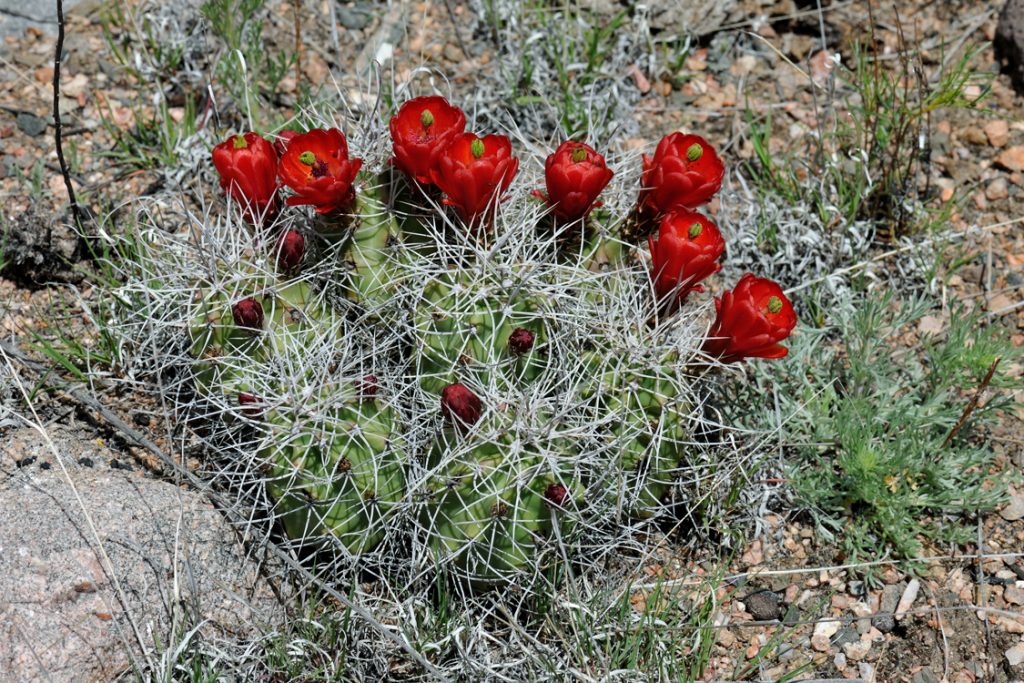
[232,135,248,149]
[420,109,435,128]
[298,151,317,166]
[686,143,703,162]
[766,296,783,314]
[571,147,588,163]
[470,138,485,159]
[688,221,703,238]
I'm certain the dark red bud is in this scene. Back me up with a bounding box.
[508,327,536,355]
[238,392,264,419]
[275,229,305,272]
[232,297,264,331]
[441,382,482,428]
[358,374,379,401]
[544,483,569,506]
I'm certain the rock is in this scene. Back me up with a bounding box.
[843,636,872,661]
[895,579,920,621]
[1001,489,1024,521]
[918,315,945,336]
[986,120,1011,147]
[912,668,940,683]
[987,178,1010,201]
[337,4,371,30]
[1008,642,1024,666]
[577,0,741,36]
[833,626,859,647]
[15,112,47,137]
[1005,585,1024,606]
[811,619,840,652]
[0,205,85,286]
[996,0,1024,94]
[871,583,903,633]
[0,427,284,683]
[963,127,989,145]
[996,146,1024,172]
[743,590,782,621]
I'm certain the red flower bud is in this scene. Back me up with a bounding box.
[544,483,569,507]
[648,211,725,304]
[231,297,264,331]
[441,382,482,428]
[507,327,536,355]
[390,96,467,185]
[275,229,305,272]
[273,129,299,157]
[639,133,724,217]
[212,132,280,225]
[535,140,613,222]
[238,392,265,419]
[278,128,363,214]
[430,133,519,227]
[358,374,379,401]
[702,274,796,363]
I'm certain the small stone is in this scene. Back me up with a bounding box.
[987,178,1010,200]
[918,315,945,336]
[896,579,920,620]
[717,628,735,648]
[444,44,463,62]
[912,668,940,683]
[1006,585,1024,605]
[337,6,371,30]
[1007,642,1024,666]
[963,127,989,145]
[833,626,859,647]
[843,637,872,661]
[811,620,840,651]
[872,584,902,633]
[62,73,89,98]
[996,146,1024,172]
[743,590,782,621]
[986,120,1011,147]
[15,112,47,137]
[741,539,763,566]
[1001,490,1024,521]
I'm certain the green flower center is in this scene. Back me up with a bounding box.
[470,138,485,159]
[686,143,703,162]
[420,109,434,128]
[571,147,588,163]
[232,135,248,150]
[298,151,317,166]
[688,221,702,238]
[766,296,783,314]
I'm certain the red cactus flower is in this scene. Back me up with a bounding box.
[390,96,467,185]
[278,128,363,214]
[430,133,519,226]
[702,274,797,363]
[534,140,614,222]
[211,132,279,225]
[648,211,725,304]
[507,327,536,355]
[441,382,482,428]
[231,297,264,331]
[275,229,305,272]
[639,133,724,216]
[238,392,265,419]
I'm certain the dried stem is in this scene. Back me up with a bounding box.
[941,357,1000,449]
[53,0,82,226]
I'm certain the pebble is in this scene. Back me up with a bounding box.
[912,668,940,683]
[1005,585,1024,606]
[996,146,1024,172]
[963,126,989,145]
[895,579,920,621]
[337,6,371,30]
[1001,490,1024,521]
[872,584,902,633]
[1007,643,1024,666]
[15,112,47,137]
[987,178,1010,200]
[743,590,782,621]
[986,120,1010,147]
[811,620,840,652]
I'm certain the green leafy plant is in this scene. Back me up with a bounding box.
[725,292,1018,571]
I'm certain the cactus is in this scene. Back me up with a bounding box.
[114,95,795,590]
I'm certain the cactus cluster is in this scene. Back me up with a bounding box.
[124,94,796,587]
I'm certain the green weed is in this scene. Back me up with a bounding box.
[724,292,1019,577]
